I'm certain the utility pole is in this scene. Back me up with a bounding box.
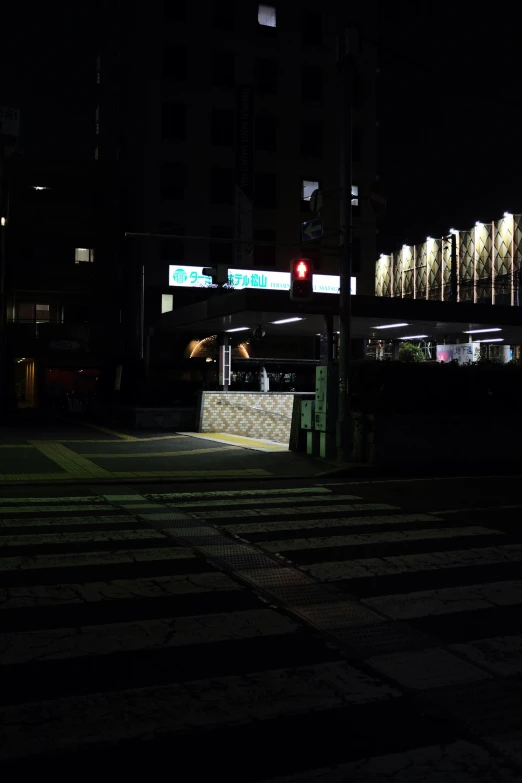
[337,27,358,462]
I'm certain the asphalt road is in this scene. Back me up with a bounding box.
[0,474,521,780]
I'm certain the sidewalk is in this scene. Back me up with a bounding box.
[0,411,324,486]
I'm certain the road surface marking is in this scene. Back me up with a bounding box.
[0,529,167,548]
[258,526,503,552]
[0,505,116,515]
[363,580,522,620]
[0,546,195,574]
[303,543,522,581]
[74,421,139,440]
[150,486,333,500]
[0,609,299,665]
[82,446,239,458]
[0,662,400,761]
[28,442,112,479]
[165,494,361,509]
[0,572,244,610]
[177,431,288,452]
[190,502,400,520]
[220,513,445,535]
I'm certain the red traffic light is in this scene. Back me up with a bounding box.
[291,258,311,280]
[290,257,313,302]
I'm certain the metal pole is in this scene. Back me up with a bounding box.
[337,28,356,462]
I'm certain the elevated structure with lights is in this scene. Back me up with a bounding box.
[375,212,522,306]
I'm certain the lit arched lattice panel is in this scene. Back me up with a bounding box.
[381,255,392,296]
[475,224,492,302]
[494,216,512,302]
[427,239,442,300]
[442,237,452,300]
[402,246,414,298]
[513,216,522,277]
[393,251,403,297]
[459,230,474,301]
[415,243,427,298]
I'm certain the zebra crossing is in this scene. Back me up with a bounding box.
[0,486,520,779]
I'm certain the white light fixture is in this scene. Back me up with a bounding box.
[399,334,428,340]
[270,317,303,325]
[449,228,458,234]
[504,212,512,218]
[463,328,502,334]
[373,323,409,330]
[402,244,409,250]
[0,217,5,227]
[426,236,433,241]
[478,338,504,343]
[475,221,483,228]
[31,185,50,191]
[226,326,250,332]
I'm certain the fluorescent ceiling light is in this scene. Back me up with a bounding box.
[504,212,512,217]
[226,326,250,332]
[373,323,409,330]
[270,317,303,325]
[399,335,428,340]
[478,338,504,343]
[463,328,502,334]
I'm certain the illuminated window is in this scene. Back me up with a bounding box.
[75,248,94,263]
[351,185,359,206]
[301,179,319,201]
[258,4,276,27]
[35,304,50,323]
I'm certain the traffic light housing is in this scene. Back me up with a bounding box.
[290,257,313,302]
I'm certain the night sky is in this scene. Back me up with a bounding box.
[2,2,522,258]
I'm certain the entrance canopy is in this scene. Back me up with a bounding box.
[161,289,522,344]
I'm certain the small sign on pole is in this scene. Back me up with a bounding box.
[301,216,323,242]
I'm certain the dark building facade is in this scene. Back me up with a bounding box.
[3,155,119,410]
[96,0,379,374]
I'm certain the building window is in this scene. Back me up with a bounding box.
[301,65,323,102]
[75,248,94,263]
[302,9,321,45]
[211,108,234,146]
[162,103,186,142]
[300,121,322,157]
[212,52,235,88]
[301,179,319,202]
[255,114,277,152]
[210,168,235,205]
[161,162,186,200]
[165,0,186,21]
[212,0,236,30]
[351,185,360,217]
[159,223,185,260]
[258,4,276,28]
[255,58,278,95]
[255,172,277,209]
[210,225,233,266]
[254,228,276,267]
[163,44,186,81]
[17,303,50,323]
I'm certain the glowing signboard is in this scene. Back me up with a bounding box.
[168,266,356,295]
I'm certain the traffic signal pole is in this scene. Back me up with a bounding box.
[337,28,357,462]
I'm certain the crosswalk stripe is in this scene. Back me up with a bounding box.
[190,502,400,520]
[0,505,118,515]
[303,543,522,582]
[259,526,504,553]
[0,608,299,666]
[0,661,401,761]
[220,513,445,535]
[0,546,195,574]
[148,486,334,500]
[0,572,244,610]
[0,529,167,548]
[363,580,522,620]
[0,515,144,529]
[165,494,361,509]
[450,633,522,677]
